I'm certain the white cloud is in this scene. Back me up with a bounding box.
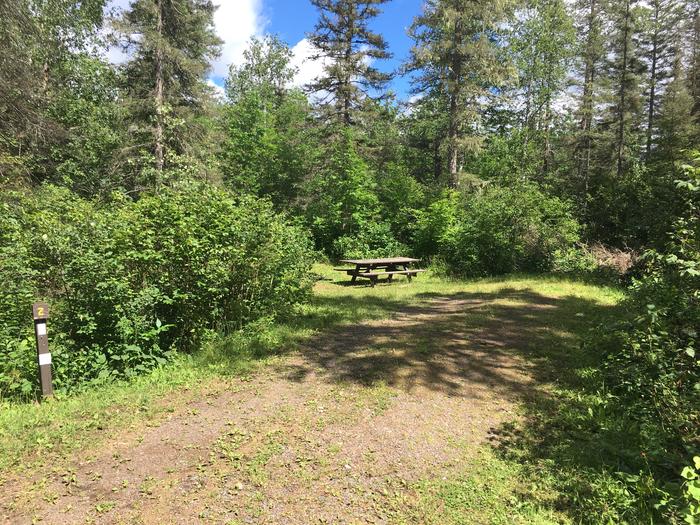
[207,78,226,99]
[289,38,330,90]
[211,0,266,78]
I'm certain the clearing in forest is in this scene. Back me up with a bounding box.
[0,266,622,524]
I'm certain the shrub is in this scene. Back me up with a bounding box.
[0,183,314,399]
[591,156,700,522]
[332,222,409,259]
[423,183,580,277]
[302,130,381,256]
[413,190,461,259]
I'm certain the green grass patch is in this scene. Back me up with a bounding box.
[392,449,567,524]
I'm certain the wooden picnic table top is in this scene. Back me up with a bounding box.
[339,257,421,265]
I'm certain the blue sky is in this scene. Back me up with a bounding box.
[109,0,424,100]
[211,0,425,100]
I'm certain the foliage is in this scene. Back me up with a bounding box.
[306,0,392,125]
[417,184,580,276]
[0,184,314,399]
[680,457,700,524]
[591,156,700,521]
[332,222,409,259]
[303,130,385,258]
[406,0,514,184]
[116,0,222,187]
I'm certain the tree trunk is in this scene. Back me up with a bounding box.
[646,2,659,155]
[447,92,459,186]
[342,6,354,126]
[616,0,631,178]
[577,0,597,215]
[690,10,700,116]
[447,22,463,188]
[154,0,165,184]
[433,135,441,181]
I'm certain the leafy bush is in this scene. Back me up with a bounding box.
[592,157,700,522]
[0,183,314,399]
[413,190,461,259]
[375,162,427,246]
[417,184,580,277]
[302,130,382,257]
[332,222,408,259]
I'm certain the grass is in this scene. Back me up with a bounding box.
[0,264,629,523]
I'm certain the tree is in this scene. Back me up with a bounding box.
[406,0,513,187]
[655,48,695,172]
[226,35,296,104]
[116,0,221,189]
[0,0,107,186]
[307,0,393,126]
[572,0,605,209]
[639,0,685,155]
[222,36,315,207]
[689,5,700,119]
[508,0,575,175]
[605,0,645,178]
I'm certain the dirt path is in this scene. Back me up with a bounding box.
[2,296,538,524]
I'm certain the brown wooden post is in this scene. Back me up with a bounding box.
[32,302,53,397]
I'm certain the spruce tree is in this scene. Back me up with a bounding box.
[406,0,513,187]
[603,0,645,178]
[655,47,695,171]
[117,0,221,188]
[573,0,605,205]
[639,0,685,155]
[306,0,392,126]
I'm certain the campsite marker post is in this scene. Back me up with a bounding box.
[32,302,53,397]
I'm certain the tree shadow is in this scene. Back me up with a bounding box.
[282,286,635,519]
[281,287,618,404]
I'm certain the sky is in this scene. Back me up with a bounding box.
[109,0,425,100]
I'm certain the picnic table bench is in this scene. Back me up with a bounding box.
[334,257,425,287]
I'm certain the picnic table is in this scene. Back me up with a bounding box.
[334,257,425,286]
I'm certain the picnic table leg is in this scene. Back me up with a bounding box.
[387,264,397,282]
[404,264,412,282]
[352,264,366,284]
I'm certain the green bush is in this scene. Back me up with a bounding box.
[416,184,580,277]
[0,183,314,399]
[592,157,700,522]
[302,130,382,257]
[332,222,409,259]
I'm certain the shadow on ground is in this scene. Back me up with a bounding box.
[283,287,616,401]
[278,285,631,521]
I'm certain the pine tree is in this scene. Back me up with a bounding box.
[604,0,645,178]
[639,0,685,155]
[572,0,605,213]
[307,0,392,126]
[117,0,221,188]
[655,47,695,172]
[406,0,513,187]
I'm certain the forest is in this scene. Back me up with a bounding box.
[0,0,699,523]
